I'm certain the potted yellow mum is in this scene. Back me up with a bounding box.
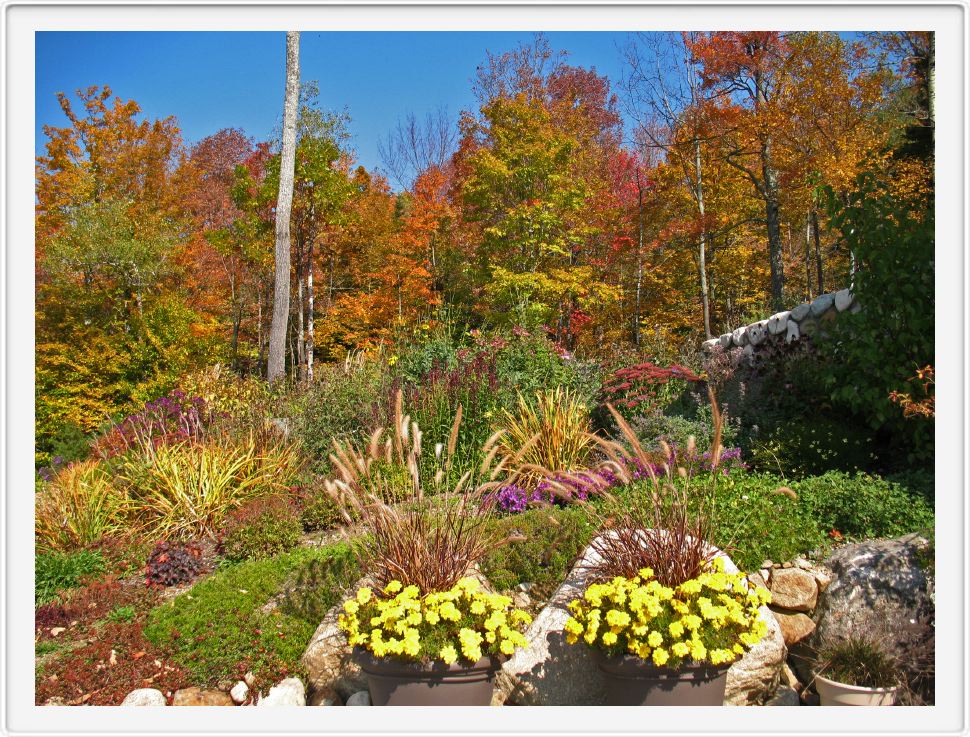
[339,577,531,705]
[564,557,770,705]
[552,392,773,705]
[328,395,532,705]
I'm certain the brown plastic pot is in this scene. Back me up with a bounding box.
[354,648,505,706]
[594,651,730,705]
[815,674,897,706]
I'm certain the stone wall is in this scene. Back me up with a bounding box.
[701,288,858,359]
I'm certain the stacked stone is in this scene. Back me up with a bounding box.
[701,288,857,356]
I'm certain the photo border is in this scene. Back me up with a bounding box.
[3,2,966,735]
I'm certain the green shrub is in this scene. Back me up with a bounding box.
[106,605,136,623]
[288,358,389,471]
[277,549,362,623]
[699,473,827,572]
[793,471,934,540]
[296,485,345,532]
[36,550,106,604]
[47,423,92,466]
[220,495,303,562]
[480,507,596,604]
[748,415,878,477]
[818,171,934,465]
[145,544,359,685]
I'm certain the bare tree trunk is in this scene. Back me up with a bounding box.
[267,30,300,383]
[811,208,824,294]
[634,175,644,346]
[694,138,712,339]
[296,243,305,382]
[306,240,314,382]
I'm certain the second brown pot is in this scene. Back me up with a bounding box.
[594,651,730,705]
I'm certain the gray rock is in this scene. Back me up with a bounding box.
[258,678,306,707]
[732,326,749,347]
[719,333,733,349]
[849,301,862,314]
[121,688,167,706]
[770,568,818,612]
[767,312,789,335]
[789,303,811,321]
[785,320,801,343]
[765,685,800,706]
[814,536,933,646]
[834,288,854,312]
[702,338,720,352]
[346,690,371,706]
[798,316,819,337]
[496,537,785,706]
[230,681,249,705]
[810,292,835,316]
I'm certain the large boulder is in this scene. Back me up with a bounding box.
[495,538,786,706]
[301,599,368,702]
[813,535,933,644]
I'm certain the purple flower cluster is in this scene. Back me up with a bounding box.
[487,446,746,515]
[93,390,209,459]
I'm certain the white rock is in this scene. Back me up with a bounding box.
[121,688,167,706]
[719,333,733,349]
[230,681,249,705]
[810,292,835,316]
[767,311,789,335]
[731,326,749,347]
[785,320,801,344]
[346,690,371,706]
[748,321,768,346]
[258,677,306,707]
[702,338,719,352]
[789,303,811,321]
[834,288,854,312]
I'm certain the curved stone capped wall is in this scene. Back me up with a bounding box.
[701,288,859,357]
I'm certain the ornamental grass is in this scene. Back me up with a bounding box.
[325,391,527,593]
[497,387,595,486]
[35,460,128,552]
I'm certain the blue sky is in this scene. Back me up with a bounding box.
[36,31,636,181]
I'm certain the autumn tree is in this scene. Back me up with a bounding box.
[35,86,210,458]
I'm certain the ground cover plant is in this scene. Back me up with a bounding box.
[144,543,360,686]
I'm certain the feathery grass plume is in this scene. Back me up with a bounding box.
[324,390,527,592]
[544,390,732,587]
[498,387,594,487]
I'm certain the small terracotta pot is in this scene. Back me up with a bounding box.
[594,651,730,706]
[815,674,897,706]
[354,648,505,706]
